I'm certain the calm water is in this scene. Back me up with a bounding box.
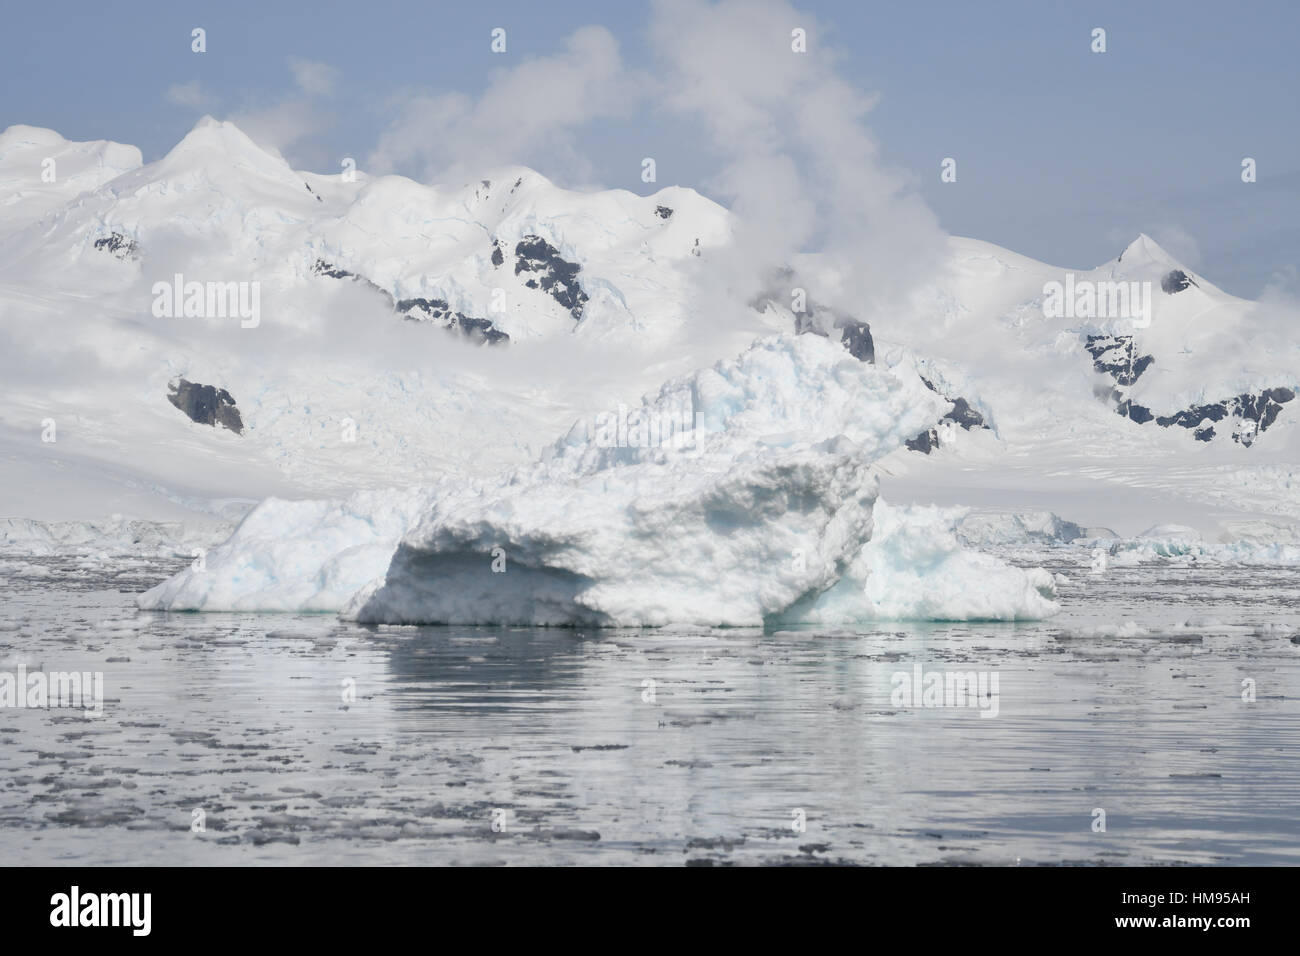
[1,550,1297,865]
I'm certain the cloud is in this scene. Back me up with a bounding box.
[1149,224,1203,269]
[1251,264,1300,340]
[367,26,636,184]
[222,58,340,167]
[225,100,334,164]
[166,81,215,109]
[361,2,944,330]
[289,58,339,97]
[646,0,946,325]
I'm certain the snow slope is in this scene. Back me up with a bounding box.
[869,233,1300,535]
[0,126,142,235]
[0,118,760,528]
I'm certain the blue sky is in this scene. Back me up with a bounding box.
[2,0,1296,295]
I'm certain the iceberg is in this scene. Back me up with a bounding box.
[775,500,1060,623]
[137,487,429,612]
[141,334,1061,625]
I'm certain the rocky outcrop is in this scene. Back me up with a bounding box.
[311,258,393,302]
[753,272,876,366]
[1161,269,1196,294]
[514,235,588,320]
[907,378,988,454]
[833,317,875,363]
[792,310,875,363]
[1116,398,1154,424]
[395,297,509,345]
[167,379,243,434]
[93,232,139,261]
[1113,386,1294,445]
[312,259,508,345]
[1155,387,1295,446]
[1085,334,1154,387]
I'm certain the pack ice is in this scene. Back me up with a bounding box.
[139,334,1060,625]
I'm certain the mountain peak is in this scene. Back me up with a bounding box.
[1117,233,1179,268]
[152,117,301,189]
[167,116,267,158]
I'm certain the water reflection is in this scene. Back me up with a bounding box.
[0,552,1296,864]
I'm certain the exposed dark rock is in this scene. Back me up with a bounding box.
[1156,402,1228,429]
[944,395,985,430]
[395,297,509,345]
[921,378,988,431]
[167,379,243,434]
[792,311,875,364]
[834,318,875,364]
[1112,385,1294,445]
[1117,399,1154,424]
[1161,269,1195,294]
[491,242,504,267]
[1153,388,1295,445]
[1093,321,1294,445]
[761,273,876,365]
[312,258,356,280]
[1085,334,1154,386]
[93,233,139,261]
[514,235,588,320]
[313,259,508,345]
[311,258,394,304]
[655,205,674,220]
[905,430,938,454]
[907,377,989,454]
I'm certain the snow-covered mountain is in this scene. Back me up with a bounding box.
[869,232,1300,532]
[0,118,752,521]
[1,118,1297,622]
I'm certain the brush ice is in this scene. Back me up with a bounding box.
[0,515,232,557]
[1097,535,1300,567]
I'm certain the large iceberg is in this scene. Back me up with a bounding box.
[140,334,1061,625]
